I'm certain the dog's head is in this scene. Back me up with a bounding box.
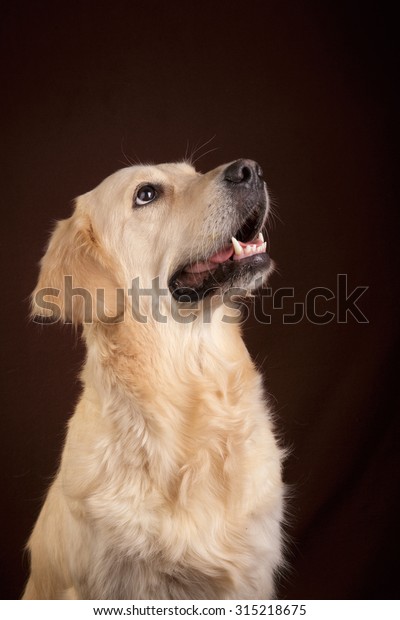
[32,159,273,324]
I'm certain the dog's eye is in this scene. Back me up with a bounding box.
[135,185,157,206]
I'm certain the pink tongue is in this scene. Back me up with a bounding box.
[184,246,233,274]
[183,238,264,274]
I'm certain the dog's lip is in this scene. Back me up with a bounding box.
[169,251,271,302]
[169,234,269,299]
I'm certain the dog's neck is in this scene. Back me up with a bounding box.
[81,303,259,427]
[82,304,253,395]
[79,305,264,491]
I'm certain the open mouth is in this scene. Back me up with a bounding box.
[169,205,271,301]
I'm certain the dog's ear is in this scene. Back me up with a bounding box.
[31,202,124,325]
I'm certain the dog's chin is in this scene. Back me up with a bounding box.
[169,253,272,302]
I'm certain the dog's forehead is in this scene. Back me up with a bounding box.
[153,161,199,179]
[115,162,198,186]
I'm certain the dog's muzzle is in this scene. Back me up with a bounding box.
[169,159,272,302]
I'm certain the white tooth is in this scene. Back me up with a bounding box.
[245,245,252,254]
[258,232,264,242]
[252,244,257,252]
[262,242,267,251]
[231,236,243,255]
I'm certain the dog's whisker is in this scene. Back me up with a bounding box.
[119,138,137,168]
[184,139,191,164]
[191,146,220,166]
[189,135,217,165]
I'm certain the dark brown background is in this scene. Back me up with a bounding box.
[1,1,398,600]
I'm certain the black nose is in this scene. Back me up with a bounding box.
[224,159,263,185]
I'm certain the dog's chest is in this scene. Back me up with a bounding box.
[68,353,283,598]
[81,474,275,600]
[84,439,247,554]
[81,406,272,560]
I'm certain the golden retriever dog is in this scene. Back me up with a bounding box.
[23,159,284,600]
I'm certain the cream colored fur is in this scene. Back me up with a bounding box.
[23,162,284,600]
